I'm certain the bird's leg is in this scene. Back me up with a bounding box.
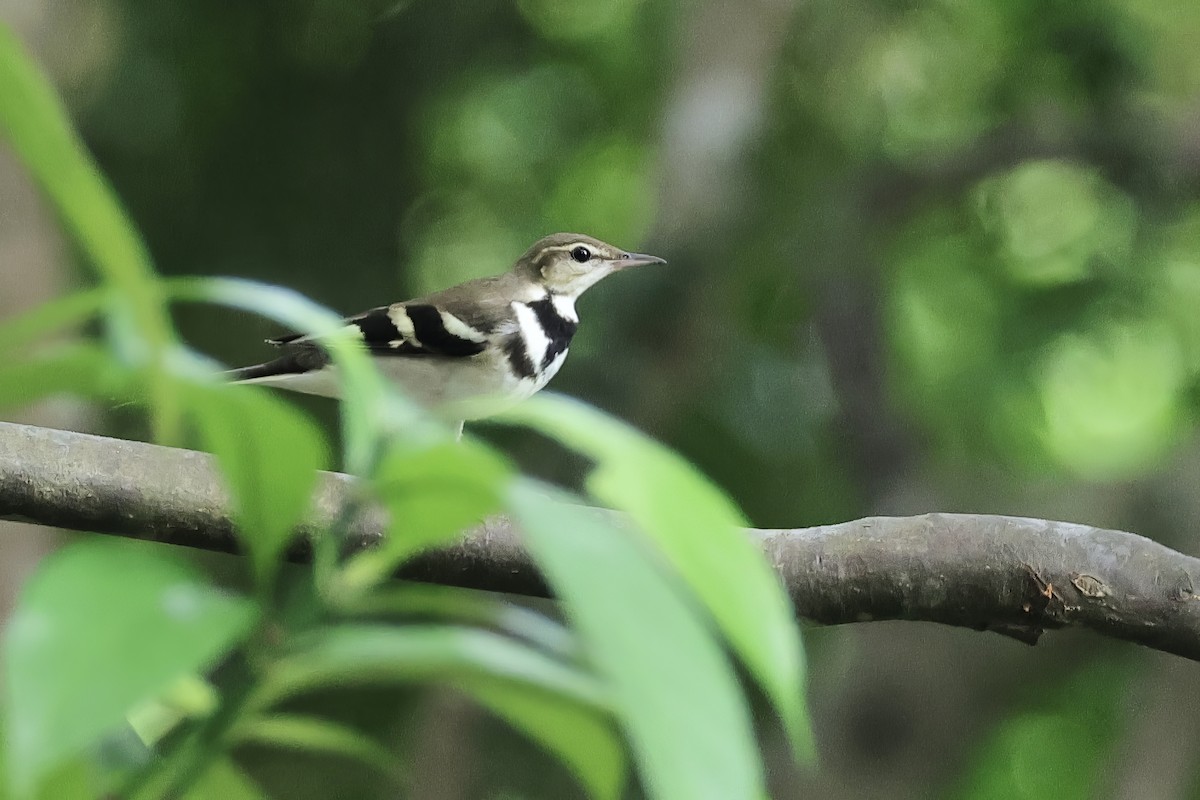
[453,420,464,441]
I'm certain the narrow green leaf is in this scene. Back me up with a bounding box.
[338,441,509,592]
[126,675,218,748]
[0,22,179,439]
[185,381,328,589]
[344,584,578,662]
[507,480,764,800]
[0,739,101,800]
[0,344,134,412]
[470,683,626,800]
[251,624,618,798]
[374,441,508,561]
[28,757,95,800]
[166,276,426,476]
[182,760,269,800]
[497,395,812,760]
[0,288,109,355]
[0,24,169,347]
[165,275,395,588]
[3,539,256,793]
[233,714,398,778]
[255,624,607,713]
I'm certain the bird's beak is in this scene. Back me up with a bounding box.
[617,251,667,269]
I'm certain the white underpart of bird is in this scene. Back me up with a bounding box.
[226,233,666,424]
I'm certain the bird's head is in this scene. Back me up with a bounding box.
[517,233,666,298]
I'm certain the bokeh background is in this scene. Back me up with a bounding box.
[4,0,1200,797]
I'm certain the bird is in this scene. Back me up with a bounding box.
[227,233,666,425]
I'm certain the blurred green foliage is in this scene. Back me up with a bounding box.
[772,0,1200,483]
[0,11,810,798]
[6,0,1200,796]
[951,661,1131,800]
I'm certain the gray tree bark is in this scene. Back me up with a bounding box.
[1,420,1198,660]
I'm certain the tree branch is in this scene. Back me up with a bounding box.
[2,421,1199,660]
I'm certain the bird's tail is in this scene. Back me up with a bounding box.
[223,352,313,384]
[225,363,280,383]
[222,350,340,398]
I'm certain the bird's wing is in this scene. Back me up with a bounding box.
[267,278,514,359]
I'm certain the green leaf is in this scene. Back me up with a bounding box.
[470,683,626,800]
[186,381,328,589]
[374,441,509,560]
[0,288,109,356]
[344,584,578,661]
[0,344,134,412]
[497,395,812,760]
[182,760,269,800]
[233,714,398,779]
[0,24,169,347]
[0,22,179,440]
[254,624,607,713]
[27,757,96,800]
[3,539,257,793]
[166,276,425,476]
[506,480,764,800]
[337,441,509,592]
[252,624,618,798]
[126,675,219,748]
[0,741,101,800]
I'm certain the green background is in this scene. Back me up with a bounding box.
[4,0,1200,796]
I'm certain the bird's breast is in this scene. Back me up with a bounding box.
[373,344,568,420]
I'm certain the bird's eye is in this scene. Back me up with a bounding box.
[570,246,592,263]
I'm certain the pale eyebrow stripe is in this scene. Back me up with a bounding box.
[536,242,606,262]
